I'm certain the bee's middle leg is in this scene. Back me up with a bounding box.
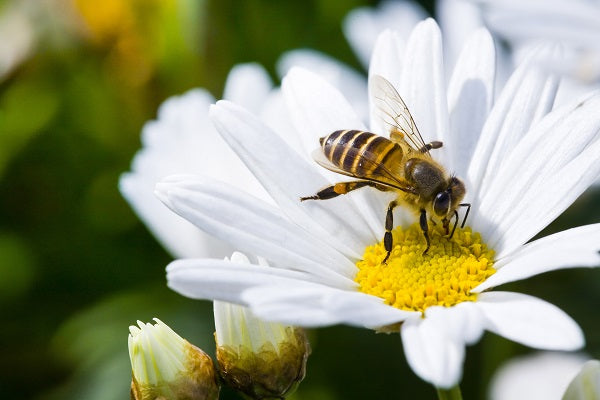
[382,200,398,264]
[419,141,443,153]
[300,181,373,201]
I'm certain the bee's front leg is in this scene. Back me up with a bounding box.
[420,209,431,255]
[442,217,450,235]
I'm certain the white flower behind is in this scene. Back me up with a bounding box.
[472,0,600,105]
[489,352,590,400]
[277,49,369,123]
[563,360,600,400]
[158,20,600,389]
[0,0,37,80]
[120,64,275,259]
[343,0,427,68]
[343,0,486,78]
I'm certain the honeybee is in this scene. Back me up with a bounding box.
[300,75,470,263]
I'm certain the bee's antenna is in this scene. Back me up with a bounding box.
[459,203,471,228]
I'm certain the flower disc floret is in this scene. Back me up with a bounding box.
[355,225,495,313]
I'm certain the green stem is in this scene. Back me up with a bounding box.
[436,385,463,400]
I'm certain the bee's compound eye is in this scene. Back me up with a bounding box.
[433,191,450,217]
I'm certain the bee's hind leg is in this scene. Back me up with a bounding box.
[383,200,398,264]
[300,180,373,201]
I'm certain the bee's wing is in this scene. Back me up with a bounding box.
[370,75,430,157]
[311,148,415,194]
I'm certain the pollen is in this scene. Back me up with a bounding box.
[355,224,495,313]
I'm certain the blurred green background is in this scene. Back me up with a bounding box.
[0,0,598,399]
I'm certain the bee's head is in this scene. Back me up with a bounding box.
[433,176,466,218]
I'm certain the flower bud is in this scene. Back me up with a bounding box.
[214,301,310,400]
[128,318,219,400]
[213,253,309,399]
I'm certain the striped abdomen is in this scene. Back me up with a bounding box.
[320,129,403,178]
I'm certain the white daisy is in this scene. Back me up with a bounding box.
[489,352,590,400]
[563,359,600,400]
[343,0,487,79]
[343,0,428,68]
[472,0,600,104]
[0,0,37,80]
[119,63,276,259]
[158,20,600,389]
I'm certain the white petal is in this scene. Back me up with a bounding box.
[120,173,230,259]
[446,28,495,181]
[474,224,600,292]
[282,66,366,152]
[243,284,418,329]
[400,19,449,164]
[323,291,419,328]
[510,40,600,86]
[169,258,416,329]
[281,66,386,237]
[476,292,584,350]
[477,92,600,255]
[366,32,422,232]
[166,258,324,303]
[368,30,405,134]
[137,89,270,199]
[281,69,388,239]
[488,351,589,400]
[120,88,263,258]
[156,175,357,286]
[223,63,273,114]
[563,359,600,400]
[556,73,600,108]
[244,282,360,327]
[210,99,376,258]
[480,0,600,50]
[437,0,483,76]
[426,303,486,346]
[245,300,345,327]
[225,64,302,154]
[282,68,392,238]
[276,49,369,123]
[468,46,560,205]
[258,88,305,153]
[401,312,465,389]
[369,29,405,87]
[228,251,250,264]
[342,0,426,68]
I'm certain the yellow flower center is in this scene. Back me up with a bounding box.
[355,224,495,313]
